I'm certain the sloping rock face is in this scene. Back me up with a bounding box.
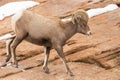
[0,0,120,80]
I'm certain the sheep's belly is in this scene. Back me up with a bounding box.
[25,35,52,47]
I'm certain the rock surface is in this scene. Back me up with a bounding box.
[0,0,120,80]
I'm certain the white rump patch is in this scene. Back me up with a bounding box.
[0,1,39,20]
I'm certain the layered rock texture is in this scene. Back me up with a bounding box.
[0,0,120,80]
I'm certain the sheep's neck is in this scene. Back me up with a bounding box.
[60,19,77,41]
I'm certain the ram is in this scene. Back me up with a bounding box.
[3,9,91,76]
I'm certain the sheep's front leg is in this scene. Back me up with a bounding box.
[55,45,74,76]
[43,47,51,73]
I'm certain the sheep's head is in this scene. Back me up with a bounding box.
[72,9,91,35]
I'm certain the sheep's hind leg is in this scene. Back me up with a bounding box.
[43,47,51,73]
[10,34,27,68]
[6,39,14,63]
[0,39,14,67]
[55,45,74,76]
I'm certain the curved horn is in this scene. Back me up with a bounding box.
[72,9,88,24]
[77,9,88,22]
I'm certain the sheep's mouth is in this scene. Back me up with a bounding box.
[86,31,92,36]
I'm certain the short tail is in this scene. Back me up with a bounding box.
[0,34,16,41]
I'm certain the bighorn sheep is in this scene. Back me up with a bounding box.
[3,9,91,76]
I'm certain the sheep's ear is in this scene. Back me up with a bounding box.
[72,14,76,24]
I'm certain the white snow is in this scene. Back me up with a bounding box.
[61,4,118,23]
[61,17,72,22]
[0,34,13,41]
[0,1,39,20]
[87,4,119,18]
[0,3,119,41]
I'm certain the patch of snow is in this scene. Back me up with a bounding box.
[0,34,13,41]
[61,17,72,22]
[0,3,119,41]
[87,4,119,18]
[0,1,39,20]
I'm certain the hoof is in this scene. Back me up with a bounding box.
[12,65,18,68]
[67,71,74,76]
[69,72,74,76]
[43,67,50,74]
[0,63,7,68]
[11,63,18,68]
[0,62,12,68]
